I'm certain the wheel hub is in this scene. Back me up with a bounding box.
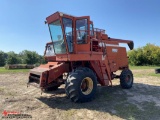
[81,77,93,95]
[126,75,132,84]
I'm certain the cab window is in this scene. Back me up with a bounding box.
[90,24,94,36]
[76,19,88,44]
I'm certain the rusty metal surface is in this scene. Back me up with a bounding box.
[29,68,48,75]
[28,62,69,89]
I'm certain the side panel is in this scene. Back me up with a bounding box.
[116,47,128,68]
[106,46,128,72]
[76,44,90,52]
[68,54,103,61]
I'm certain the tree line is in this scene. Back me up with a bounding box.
[0,50,46,67]
[128,43,160,66]
[0,43,160,67]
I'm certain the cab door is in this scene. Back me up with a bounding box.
[74,16,90,53]
[62,16,74,53]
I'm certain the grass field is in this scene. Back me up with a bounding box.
[130,66,160,77]
[0,66,160,120]
[130,66,160,70]
[0,67,30,74]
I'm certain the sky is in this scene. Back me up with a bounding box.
[0,0,160,55]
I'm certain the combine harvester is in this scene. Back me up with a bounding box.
[28,12,134,103]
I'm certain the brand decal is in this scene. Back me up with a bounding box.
[112,49,118,53]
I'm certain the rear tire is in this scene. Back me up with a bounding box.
[65,67,97,103]
[120,69,133,89]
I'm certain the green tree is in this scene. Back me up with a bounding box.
[6,51,20,64]
[20,50,40,64]
[128,43,160,66]
[0,51,7,66]
[38,55,47,64]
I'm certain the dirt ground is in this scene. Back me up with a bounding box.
[0,69,160,120]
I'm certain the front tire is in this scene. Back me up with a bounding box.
[65,67,97,103]
[120,69,133,89]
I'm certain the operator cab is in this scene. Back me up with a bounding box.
[45,11,93,56]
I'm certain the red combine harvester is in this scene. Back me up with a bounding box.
[28,12,134,103]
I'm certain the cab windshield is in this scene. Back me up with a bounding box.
[49,20,66,54]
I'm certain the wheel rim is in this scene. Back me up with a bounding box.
[125,75,132,85]
[80,77,93,95]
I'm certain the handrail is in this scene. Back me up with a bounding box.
[94,28,105,34]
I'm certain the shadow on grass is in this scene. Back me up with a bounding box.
[37,83,160,120]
